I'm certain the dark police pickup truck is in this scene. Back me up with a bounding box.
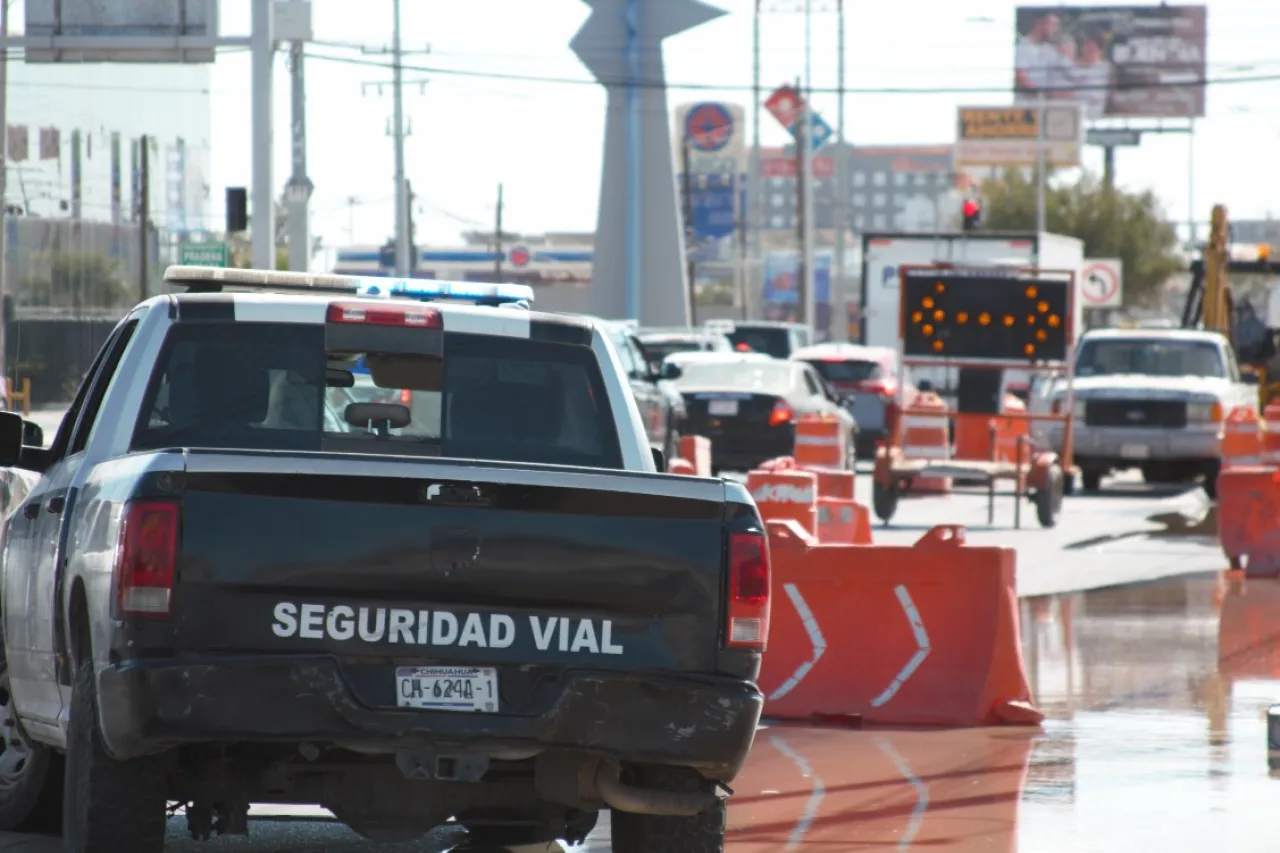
[0,268,769,852]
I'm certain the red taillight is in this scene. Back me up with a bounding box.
[857,379,896,398]
[769,401,794,427]
[113,500,179,620]
[326,301,442,328]
[400,388,412,404]
[727,531,771,649]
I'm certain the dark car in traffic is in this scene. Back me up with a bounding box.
[675,354,857,473]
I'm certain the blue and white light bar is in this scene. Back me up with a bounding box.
[163,265,535,307]
[355,277,534,307]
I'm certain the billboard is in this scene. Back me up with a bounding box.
[673,102,746,174]
[23,0,217,63]
[680,172,744,244]
[1013,6,1207,119]
[762,251,833,338]
[954,104,1084,168]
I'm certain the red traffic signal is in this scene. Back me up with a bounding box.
[962,198,981,232]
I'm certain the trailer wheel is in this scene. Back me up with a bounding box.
[1035,464,1064,529]
[872,480,899,525]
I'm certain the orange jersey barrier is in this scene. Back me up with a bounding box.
[747,468,819,537]
[816,498,872,545]
[678,435,712,477]
[1219,406,1263,468]
[727,724,1036,853]
[758,522,1041,727]
[1217,466,1280,576]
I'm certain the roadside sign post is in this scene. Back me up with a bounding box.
[179,241,230,268]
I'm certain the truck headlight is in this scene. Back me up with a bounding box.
[1187,401,1223,422]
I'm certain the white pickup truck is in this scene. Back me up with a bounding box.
[1040,328,1257,496]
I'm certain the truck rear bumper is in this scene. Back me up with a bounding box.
[95,655,763,781]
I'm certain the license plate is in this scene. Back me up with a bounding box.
[395,666,499,712]
[1119,444,1149,460]
[708,399,739,416]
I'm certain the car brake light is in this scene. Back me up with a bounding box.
[400,388,412,404]
[326,301,442,328]
[857,379,896,397]
[727,531,771,649]
[113,500,179,619]
[769,401,794,426]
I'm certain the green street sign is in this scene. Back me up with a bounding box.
[179,242,229,267]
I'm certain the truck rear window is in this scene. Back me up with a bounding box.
[131,321,624,469]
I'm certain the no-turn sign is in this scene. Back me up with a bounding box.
[1081,259,1123,309]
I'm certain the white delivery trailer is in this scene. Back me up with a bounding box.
[858,231,1086,398]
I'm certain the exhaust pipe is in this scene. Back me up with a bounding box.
[592,761,720,817]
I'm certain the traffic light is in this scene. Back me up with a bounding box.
[225,187,248,233]
[962,198,981,232]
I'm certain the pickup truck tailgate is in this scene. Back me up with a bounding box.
[171,451,729,675]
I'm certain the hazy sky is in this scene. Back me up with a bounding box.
[25,0,1280,252]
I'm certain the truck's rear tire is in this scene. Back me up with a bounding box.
[0,660,63,832]
[610,767,724,853]
[63,660,168,853]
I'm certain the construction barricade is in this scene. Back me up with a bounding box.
[677,435,712,477]
[1263,400,1280,466]
[793,413,848,470]
[899,391,952,494]
[726,724,1036,851]
[1219,406,1264,468]
[1217,466,1280,575]
[953,393,1028,462]
[758,522,1041,727]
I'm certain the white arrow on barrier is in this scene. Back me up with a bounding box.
[870,585,931,707]
[769,583,828,701]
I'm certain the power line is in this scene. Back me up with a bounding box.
[304,48,1280,96]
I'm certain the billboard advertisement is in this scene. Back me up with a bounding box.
[1013,6,1207,119]
[954,104,1084,168]
[763,251,832,338]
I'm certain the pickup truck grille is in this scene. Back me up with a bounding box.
[1084,399,1187,429]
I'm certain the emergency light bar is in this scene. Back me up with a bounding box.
[163,265,535,308]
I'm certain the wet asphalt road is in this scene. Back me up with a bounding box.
[3,409,1259,851]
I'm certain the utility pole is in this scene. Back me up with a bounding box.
[832,0,848,342]
[801,2,817,335]
[346,196,358,243]
[285,0,314,272]
[250,0,275,270]
[682,137,698,323]
[361,16,430,278]
[493,183,504,281]
[0,0,10,399]
[1035,95,1047,249]
[749,0,762,322]
[139,135,150,300]
[795,76,808,328]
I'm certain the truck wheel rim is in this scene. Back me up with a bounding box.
[0,675,32,787]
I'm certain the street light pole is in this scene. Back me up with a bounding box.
[800,0,817,333]
[391,0,411,277]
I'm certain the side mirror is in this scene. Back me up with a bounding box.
[651,446,666,471]
[0,412,24,466]
[22,422,43,448]
[660,362,683,381]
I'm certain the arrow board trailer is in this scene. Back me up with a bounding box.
[859,232,1085,401]
[872,264,1078,530]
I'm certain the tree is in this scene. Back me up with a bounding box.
[21,252,130,309]
[978,169,1183,307]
